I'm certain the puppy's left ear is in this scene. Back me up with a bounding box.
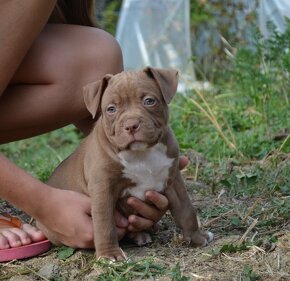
[144,67,179,104]
[83,74,113,119]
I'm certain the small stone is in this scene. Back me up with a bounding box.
[38,263,59,279]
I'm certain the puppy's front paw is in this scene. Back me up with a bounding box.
[185,230,214,247]
[97,247,127,261]
[128,231,152,246]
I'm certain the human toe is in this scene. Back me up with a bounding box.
[9,227,32,245]
[1,229,22,248]
[0,234,10,249]
[22,224,46,242]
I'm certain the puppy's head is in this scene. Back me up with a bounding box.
[83,67,178,151]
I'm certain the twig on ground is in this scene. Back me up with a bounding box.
[238,219,258,246]
[242,199,261,223]
[203,209,234,227]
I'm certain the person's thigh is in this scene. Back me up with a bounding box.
[0,24,123,143]
[0,0,57,95]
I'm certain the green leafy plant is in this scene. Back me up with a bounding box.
[58,246,76,261]
[241,264,260,281]
[171,263,190,281]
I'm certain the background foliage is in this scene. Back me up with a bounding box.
[98,0,260,81]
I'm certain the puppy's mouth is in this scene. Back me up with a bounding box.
[125,133,162,151]
[114,127,163,151]
[128,141,149,151]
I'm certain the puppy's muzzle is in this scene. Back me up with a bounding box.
[124,118,141,135]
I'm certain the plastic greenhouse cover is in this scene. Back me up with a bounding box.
[116,0,195,92]
[259,0,290,38]
[116,0,290,92]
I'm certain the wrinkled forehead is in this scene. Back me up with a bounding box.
[102,71,160,103]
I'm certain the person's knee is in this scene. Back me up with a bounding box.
[12,25,124,86]
[81,28,124,81]
[72,28,124,134]
[98,30,124,75]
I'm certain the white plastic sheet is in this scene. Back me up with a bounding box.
[116,0,195,92]
[259,0,290,38]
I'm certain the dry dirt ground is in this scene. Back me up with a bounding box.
[1,181,289,281]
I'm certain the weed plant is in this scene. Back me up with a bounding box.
[171,21,290,159]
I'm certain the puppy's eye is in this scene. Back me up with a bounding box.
[107,105,117,114]
[143,96,156,106]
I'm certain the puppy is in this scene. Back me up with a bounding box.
[38,67,213,260]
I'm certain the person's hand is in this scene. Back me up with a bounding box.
[114,190,168,241]
[115,156,189,240]
[114,210,129,240]
[127,190,168,232]
[37,188,94,249]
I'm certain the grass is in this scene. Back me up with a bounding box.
[94,257,167,280]
[0,24,289,280]
[171,22,289,159]
[0,126,81,182]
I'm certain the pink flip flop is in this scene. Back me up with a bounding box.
[0,239,51,262]
[0,213,51,262]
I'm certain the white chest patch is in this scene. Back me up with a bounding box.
[118,143,174,201]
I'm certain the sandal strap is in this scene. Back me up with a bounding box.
[0,213,22,228]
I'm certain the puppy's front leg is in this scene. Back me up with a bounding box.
[89,182,126,261]
[165,171,213,247]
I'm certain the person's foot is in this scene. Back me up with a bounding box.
[0,215,46,249]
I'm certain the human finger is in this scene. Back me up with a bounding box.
[145,191,168,212]
[127,215,153,232]
[179,155,189,170]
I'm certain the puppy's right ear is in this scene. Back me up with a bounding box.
[83,74,112,119]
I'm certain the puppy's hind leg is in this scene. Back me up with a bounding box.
[165,171,213,247]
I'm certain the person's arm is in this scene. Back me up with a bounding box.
[0,153,50,216]
[0,0,57,94]
[0,153,95,248]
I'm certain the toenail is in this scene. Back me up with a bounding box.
[23,238,31,244]
[13,240,21,246]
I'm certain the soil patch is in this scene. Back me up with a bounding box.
[1,181,289,281]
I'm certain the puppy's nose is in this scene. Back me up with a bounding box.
[124,119,140,134]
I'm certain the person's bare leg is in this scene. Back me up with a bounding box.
[0,24,123,248]
[0,24,123,142]
[0,0,57,95]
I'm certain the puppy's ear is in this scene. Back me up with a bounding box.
[144,67,179,104]
[83,74,113,119]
